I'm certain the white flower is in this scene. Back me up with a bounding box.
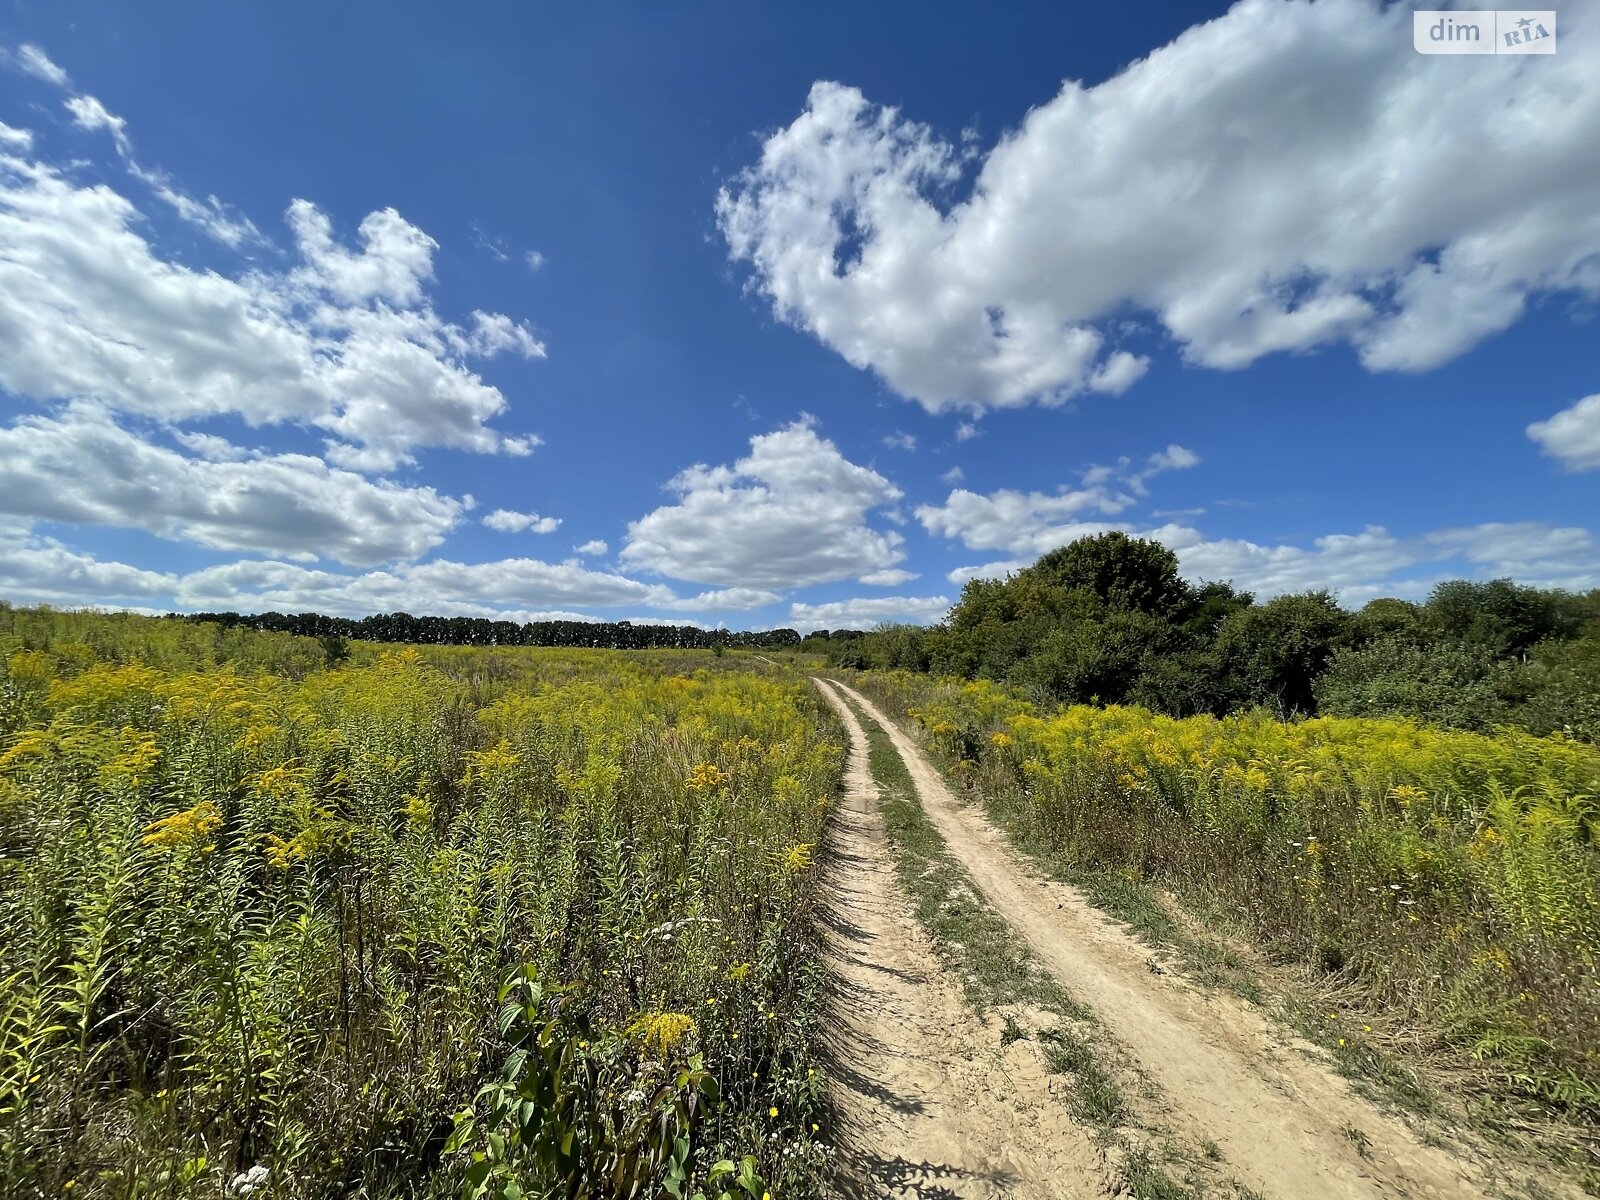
[230,1166,270,1196]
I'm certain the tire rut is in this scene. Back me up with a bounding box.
[825,678,1506,1200]
[812,679,1117,1200]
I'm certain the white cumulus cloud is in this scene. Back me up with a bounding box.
[0,137,543,472]
[789,595,952,632]
[859,568,919,586]
[482,509,561,534]
[0,407,463,565]
[622,420,906,590]
[1527,393,1600,472]
[0,519,173,608]
[718,1,1600,412]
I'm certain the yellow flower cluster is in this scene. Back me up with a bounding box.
[462,740,522,789]
[686,761,729,793]
[893,672,1600,960]
[141,801,223,852]
[628,1010,697,1057]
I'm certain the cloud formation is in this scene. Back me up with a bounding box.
[932,487,1599,604]
[482,509,561,534]
[0,133,543,473]
[918,444,1198,556]
[1527,393,1600,472]
[719,1,1600,412]
[9,43,68,87]
[622,420,907,589]
[789,594,952,632]
[0,407,463,565]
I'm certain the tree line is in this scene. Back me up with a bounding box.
[173,610,803,653]
[812,532,1600,741]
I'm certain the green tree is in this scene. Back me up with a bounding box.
[1516,623,1600,743]
[1178,580,1254,638]
[1026,531,1191,615]
[1008,609,1180,707]
[1214,590,1351,716]
[1349,597,1424,646]
[1423,579,1559,659]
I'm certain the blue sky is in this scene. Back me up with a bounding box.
[0,0,1596,630]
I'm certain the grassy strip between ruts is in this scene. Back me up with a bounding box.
[832,684,1265,1200]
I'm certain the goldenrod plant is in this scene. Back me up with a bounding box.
[0,607,838,1198]
[853,670,1600,1117]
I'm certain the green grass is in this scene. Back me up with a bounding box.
[856,696,1083,1018]
[1280,997,1441,1119]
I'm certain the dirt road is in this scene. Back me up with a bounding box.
[819,677,1505,1200]
[812,679,1117,1199]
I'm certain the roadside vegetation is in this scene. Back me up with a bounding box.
[838,688,1254,1200]
[804,532,1600,745]
[849,669,1599,1157]
[802,533,1600,1187]
[0,607,840,1199]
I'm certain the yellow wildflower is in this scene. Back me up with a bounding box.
[686,762,729,792]
[141,801,223,851]
[781,842,813,873]
[627,1010,697,1057]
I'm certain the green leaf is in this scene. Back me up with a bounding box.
[498,1001,521,1038]
[502,1048,529,1082]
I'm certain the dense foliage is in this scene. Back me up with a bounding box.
[0,608,839,1199]
[180,609,803,654]
[809,533,1600,738]
[854,671,1600,1117]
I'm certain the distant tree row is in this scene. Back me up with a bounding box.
[173,610,803,653]
[817,532,1600,741]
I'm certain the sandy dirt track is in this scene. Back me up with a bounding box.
[812,679,1118,1200]
[819,677,1510,1200]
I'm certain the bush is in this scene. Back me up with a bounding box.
[1213,591,1350,716]
[1316,637,1520,731]
[1516,627,1600,743]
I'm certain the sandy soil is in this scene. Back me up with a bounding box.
[820,678,1522,1200]
[812,679,1119,1200]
